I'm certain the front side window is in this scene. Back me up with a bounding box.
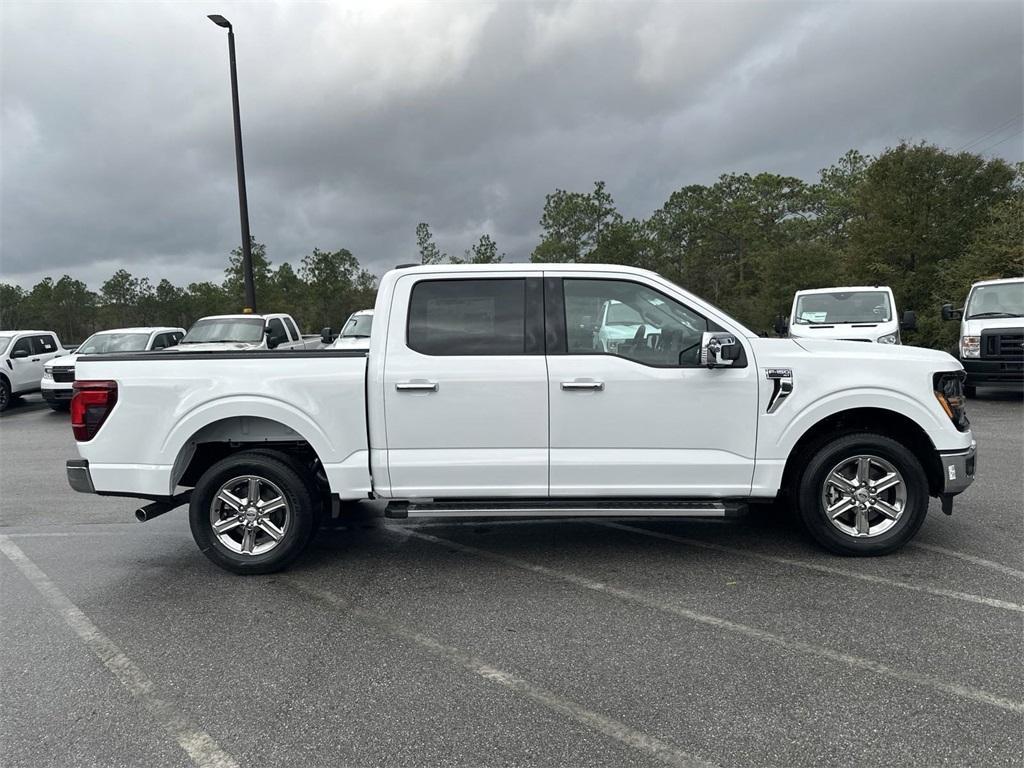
[11,336,31,356]
[182,318,265,344]
[408,279,526,356]
[966,283,1024,319]
[564,279,708,367]
[794,291,892,324]
[77,333,151,354]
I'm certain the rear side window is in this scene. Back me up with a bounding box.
[284,317,300,340]
[32,335,57,354]
[408,279,527,356]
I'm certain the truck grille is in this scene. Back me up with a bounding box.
[52,365,75,383]
[981,330,1024,360]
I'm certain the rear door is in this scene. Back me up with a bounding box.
[381,273,548,497]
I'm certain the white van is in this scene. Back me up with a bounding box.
[942,277,1023,396]
[780,286,916,344]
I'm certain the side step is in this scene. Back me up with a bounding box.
[385,499,746,520]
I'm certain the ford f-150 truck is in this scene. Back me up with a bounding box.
[65,264,976,574]
[177,313,320,351]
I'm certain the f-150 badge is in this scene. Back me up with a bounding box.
[764,368,794,413]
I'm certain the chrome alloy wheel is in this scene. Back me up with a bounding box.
[821,454,907,538]
[209,475,291,556]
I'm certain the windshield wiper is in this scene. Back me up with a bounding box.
[967,311,1020,319]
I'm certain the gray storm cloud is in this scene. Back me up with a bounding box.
[1,0,1021,288]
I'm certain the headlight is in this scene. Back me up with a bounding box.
[42,367,53,380]
[934,372,969,431]
[960,336,980,358]
[877,332,899,344]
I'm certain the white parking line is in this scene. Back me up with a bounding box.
[910,543,1024,580]
[285,577,717,768]
[0,536,239,768]
[598,522,1024,613]
[400,528,1024,715]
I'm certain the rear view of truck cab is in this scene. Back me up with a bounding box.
[942,277,1024,397]
[784,286,917,344]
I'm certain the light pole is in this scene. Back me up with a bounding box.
[208,14,256,313]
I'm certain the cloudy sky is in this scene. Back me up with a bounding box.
[2,0,1022,290]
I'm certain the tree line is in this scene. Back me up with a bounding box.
[1,141,1020,349]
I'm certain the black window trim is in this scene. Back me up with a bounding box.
[550,276,744,370]
[405,276,545,357]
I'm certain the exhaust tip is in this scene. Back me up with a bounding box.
[135,507,149,522]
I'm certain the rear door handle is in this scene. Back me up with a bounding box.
[561,381,604,391]
[396,381,439,392]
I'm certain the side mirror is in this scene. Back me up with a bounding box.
[900,310,917,332]
[320,327,334,345]
[701,332,740,368]
[941,303,961,321]
[11,349,29,359]
[265,327,280,350]
[773,315,789,337]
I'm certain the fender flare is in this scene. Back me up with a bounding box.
[774,387,947,457]
[161,395,338,471]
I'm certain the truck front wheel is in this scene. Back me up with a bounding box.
[796,433,928,556]
[189,450,316,574]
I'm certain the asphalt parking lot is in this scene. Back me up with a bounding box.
[1,392,1022,768]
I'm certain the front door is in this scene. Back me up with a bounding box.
[546,275,759,498]
[382,273,548,497]
[9,335,40,391]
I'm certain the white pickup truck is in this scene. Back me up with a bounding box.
[66,264,976,574]
[178,313,320,351]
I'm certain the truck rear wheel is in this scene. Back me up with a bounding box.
[189,450,316,574]
[796,433,928,556]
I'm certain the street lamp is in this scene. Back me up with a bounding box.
[208,14,256,313]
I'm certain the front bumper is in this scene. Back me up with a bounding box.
[961,358,1024,388]
[937,441,976,496]
[66,459,95,494]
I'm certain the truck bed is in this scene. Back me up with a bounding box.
[74,350,370,499]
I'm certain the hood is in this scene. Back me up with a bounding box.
[170,341,264,352]
[789,321,897,343]
[47,353,79,368]
[791,338,955,365]
[961,316,1024,335]
[332,336,370,349]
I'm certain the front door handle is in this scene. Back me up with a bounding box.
[31,357,40,362]
[396,381,439,392]
[561,381,604,391]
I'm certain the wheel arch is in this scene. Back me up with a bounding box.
[166,401,334,491]
[780,407,944,498]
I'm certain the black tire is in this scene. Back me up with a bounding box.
[963,384,976,398]
[49,403,70,413]
[189,450,317,574]
[0,377,10,413]
[795,432,928,556]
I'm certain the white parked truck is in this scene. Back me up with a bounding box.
[329,309,374,351]
[0,330,67,412]
[178,313,319,352]
[66,264,975,574]
[41,327,185,411]
[942,277,1024,397]
[778,286,917,344]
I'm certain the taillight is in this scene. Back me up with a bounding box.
[71,380,118,441]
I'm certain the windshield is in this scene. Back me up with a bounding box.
[341,314,373,338]
[77,332,151,354]
[605,302,644,326]
[182,318,265,344]
[0,338,9,355]
[794,291,892,324]
[966,282,1024,319]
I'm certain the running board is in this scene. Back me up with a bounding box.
[385,500,746,520]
